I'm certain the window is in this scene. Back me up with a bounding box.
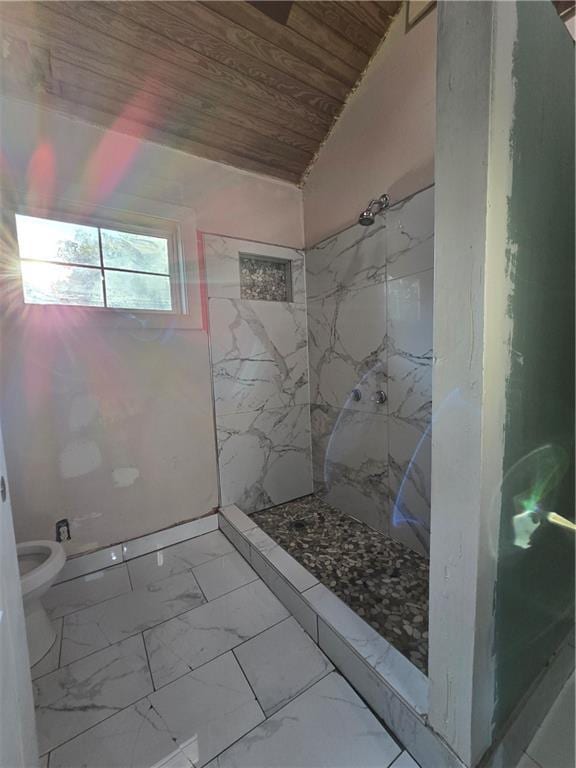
[15,213,183,313]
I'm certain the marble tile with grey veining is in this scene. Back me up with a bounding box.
[44,564,132,619]
[205,672,401,768]
[386,187,434,280]
[49,652,263,768]
[31,618,63,681]
[192,550,258,600]
[307,282,388,414]
[209,298,309,416]
[143,580,289,689]
[127,531,234,590]
[34,634,153,755]
[311,403,390,534]
[203,234,305,303]
[216,404,312,513]
[234,616,332,715]
[60,571,205,665]
[306,220,387,302]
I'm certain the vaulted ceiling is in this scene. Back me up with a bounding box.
[0,1,402,184]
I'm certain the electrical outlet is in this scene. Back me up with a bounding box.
[55,518,71,542]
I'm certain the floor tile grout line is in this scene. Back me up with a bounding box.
[230,647,266,714]
[45,556,261,675]
[41,613,294,758]
[141,631,156,692]
[48,566,132,621]
[195,668,340,768]
[146,612,293,694]
[39,575,289,688]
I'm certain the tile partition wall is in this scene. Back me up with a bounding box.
[306,186,434,556]
[202,235,313,512]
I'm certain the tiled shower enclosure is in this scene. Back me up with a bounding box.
[203,184,434,557]
[308,186,434,556]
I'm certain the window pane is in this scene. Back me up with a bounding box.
[15,214,100,266]
[105,270,172,311]
[101,229,170,274]
[21,262,104,307]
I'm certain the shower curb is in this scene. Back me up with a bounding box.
[218,504,465,768]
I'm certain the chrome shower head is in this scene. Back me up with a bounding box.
[358,194,390,226]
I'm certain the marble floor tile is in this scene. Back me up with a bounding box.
[127,532,235,590]
[205,672,401,768]
[50,653,264,768]
[390,753,421,768]
[192,551,258,601]
[144,580,289,689]
[49,698,181,768]
[32,617,63,681]
[55,545,124,585]
[44,564,132,619]
[34,634,153,755]
[61,571,205,665]
[150,652,264,767]
[234,616,333,715]
[122,517,219,561]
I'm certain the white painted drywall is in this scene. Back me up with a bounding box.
[0,420,39,768]
[302,7,436,246]
[0,97,303,555]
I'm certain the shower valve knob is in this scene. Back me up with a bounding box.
[351,388,362,402]
[374,390,387,405]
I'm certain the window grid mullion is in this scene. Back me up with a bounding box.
[97,227,108,308]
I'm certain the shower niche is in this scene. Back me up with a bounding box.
[239,253,293,302]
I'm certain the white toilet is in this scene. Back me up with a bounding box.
[17,540,66,666]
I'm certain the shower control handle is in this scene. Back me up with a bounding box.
[374,390,387,405]
[351,388,362,402]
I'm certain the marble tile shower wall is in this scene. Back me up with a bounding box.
[203,235,313,513]
[306,186,434,557]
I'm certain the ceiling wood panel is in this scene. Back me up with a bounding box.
[0,0,402,183]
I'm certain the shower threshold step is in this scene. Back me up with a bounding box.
[218,505,465,768]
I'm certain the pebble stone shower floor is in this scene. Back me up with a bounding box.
[252,495,430,673]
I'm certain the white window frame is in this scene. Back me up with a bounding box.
[4,203,203,330]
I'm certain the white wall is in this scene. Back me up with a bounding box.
[0,420,39,768]
[302,7,436,246]
[0,97,303,555]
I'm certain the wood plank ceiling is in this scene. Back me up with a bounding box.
[0,1,402,184]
